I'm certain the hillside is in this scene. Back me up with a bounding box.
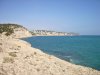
[0,24,32,38]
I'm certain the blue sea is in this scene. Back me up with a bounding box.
[22,36,100,70]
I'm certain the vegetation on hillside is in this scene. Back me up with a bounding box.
[0,24,24,36]
[30,31,36,35]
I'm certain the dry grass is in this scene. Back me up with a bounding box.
[34,52,37,55]
[0,65,8,75]
[9,52,17,57]
[18,46,21,48]
[3,57,14,63]
[0,47,3,52]
[36,68,40,71]
[0,43,2,45]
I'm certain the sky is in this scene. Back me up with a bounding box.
[0,0,100,35]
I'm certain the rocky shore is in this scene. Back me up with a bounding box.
[0,36,100,75]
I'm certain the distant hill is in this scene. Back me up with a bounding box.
[0,24,32,38]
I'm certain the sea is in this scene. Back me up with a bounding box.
[22,35,100,70]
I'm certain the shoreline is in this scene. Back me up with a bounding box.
[22,36,100,71]
[23,35,100,71]
[0,36,100,75]
[17,38,100,72]
[32,35,79,36]
[18,38,100,71]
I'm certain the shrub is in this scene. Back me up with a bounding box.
[0,43,2,45]
[30,31,36,35]
[0,47,3,52]
[9,52,17,57]
[0,24,25,36]
[0,24,14,36]
[36,68,40,71]
[3,57,14,63]
[34,52,37,55]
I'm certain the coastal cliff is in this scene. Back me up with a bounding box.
[0,24,32,38]
[0,24,100,75]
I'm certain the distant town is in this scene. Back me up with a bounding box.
[31,30,79,36]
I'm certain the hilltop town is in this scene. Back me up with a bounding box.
[31,30,79,36]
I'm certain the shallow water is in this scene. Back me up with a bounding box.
[22,36,100,70]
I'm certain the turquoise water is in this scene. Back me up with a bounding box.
[22,36,100,70]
